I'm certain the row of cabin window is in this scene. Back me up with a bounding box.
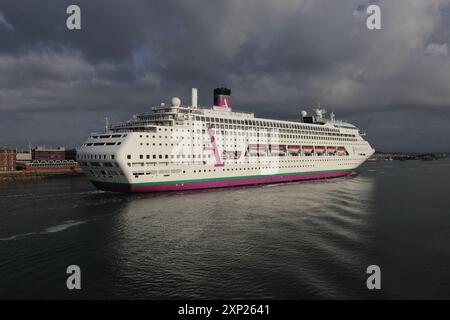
[200,126,356,138]
[126,151,350,161]
[79,154,115,160]
[193,116,342,133]
[147,127,355,138]
[91,134,127,139]
[142,130,356,138]
[129,157,357,172]
[84,142,122,147]
[195,129,356,139]
[132,164,325,177]
[127,154,213,160]
[190,165,315,173]
[128,118,356,136]
[146,125,354,137]
[140,138,357,147]
[139,132,357,142]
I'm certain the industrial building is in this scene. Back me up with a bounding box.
[32,146,65,161]
[0,148,17,171]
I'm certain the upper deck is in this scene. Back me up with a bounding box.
[105,88,361,139]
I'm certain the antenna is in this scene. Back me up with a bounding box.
[105,117,109,130]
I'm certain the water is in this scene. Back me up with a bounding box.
[1,159,450,299]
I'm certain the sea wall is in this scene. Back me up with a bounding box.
[0,170,84,183]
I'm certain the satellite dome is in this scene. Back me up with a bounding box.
[171,97,181,107]
[301,110,308,117]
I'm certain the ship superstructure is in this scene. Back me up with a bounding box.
[77,88,375,192]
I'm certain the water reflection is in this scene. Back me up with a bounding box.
[4,161,450,299]
[109,175,376,299]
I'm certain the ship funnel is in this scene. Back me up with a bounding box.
[191,88,198,108]
[214,87,231,109]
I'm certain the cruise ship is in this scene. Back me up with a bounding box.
[77,88,375,192]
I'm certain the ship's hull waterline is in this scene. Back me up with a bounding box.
[91,169,353,193]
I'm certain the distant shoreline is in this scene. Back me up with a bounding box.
[369,152,447,162]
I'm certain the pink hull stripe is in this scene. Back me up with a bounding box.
[110,170,353,193]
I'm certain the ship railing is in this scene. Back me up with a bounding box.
[112,119,172,128]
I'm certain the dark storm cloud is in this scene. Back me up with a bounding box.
[1,0,450,151]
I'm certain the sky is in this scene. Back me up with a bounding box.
[1,0,450,152]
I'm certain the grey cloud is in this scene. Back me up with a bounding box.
[0,0,450,152]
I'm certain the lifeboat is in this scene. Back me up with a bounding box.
[315,146,325,154]
[269,145,286,155]
[258,144,268,155]
[327,146,336,154]
[302,146,314,154]
[248,144,258,154]
[337,146,347,155]
[269,144,279,154]
[248,144,268,155]
[288,145,300,154]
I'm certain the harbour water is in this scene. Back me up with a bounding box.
[1,159,450,299]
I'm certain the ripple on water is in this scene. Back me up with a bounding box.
[0,219,86,241]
